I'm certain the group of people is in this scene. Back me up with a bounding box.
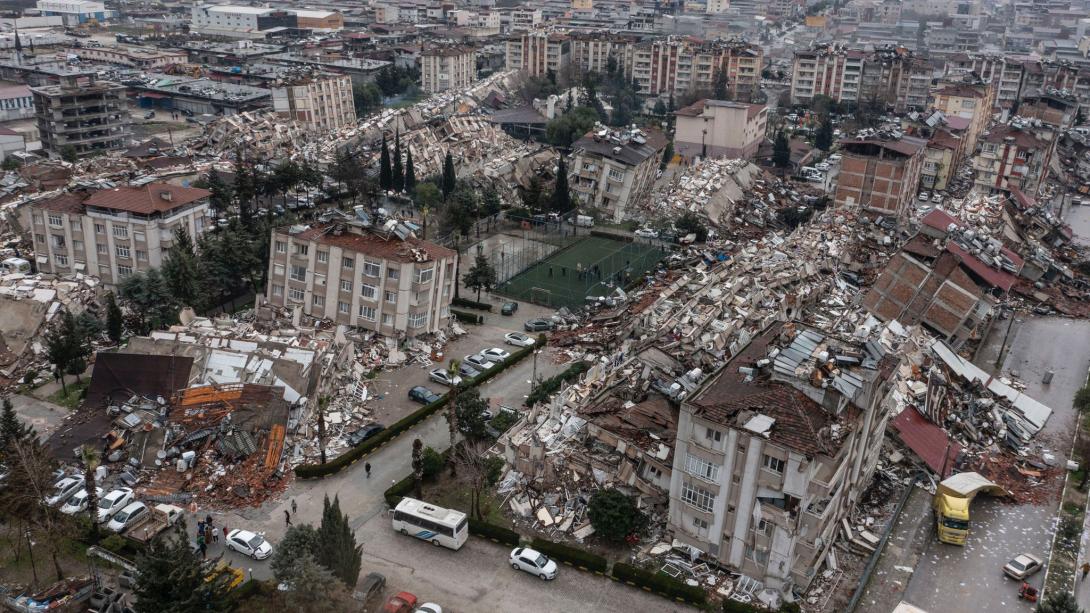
[195,515,225,559]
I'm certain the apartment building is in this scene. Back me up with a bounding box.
[931,79,995,155]
[790,46,866,105]
[190,4,343,38]
[972,123,1055,196]
[569,127,668,222]
[505,31,570,77]
[668,322,898,592]
[32,73,131,159]
[271,73,356,133]
[265,216,457,338]
[833,135,927,218]
[569,32,636,74]
[790,45,930,112]
[628,38,762,101]
[420,45,478,94]
[674,99,768,160]
[510,8,543,31]
[25,184,212,285]
[707,0,730,13]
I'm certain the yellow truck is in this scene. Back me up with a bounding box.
[933,472,1005,545]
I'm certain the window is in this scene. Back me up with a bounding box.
[762,454,785,474]
[360,283,377,300]
[117,264,132,277]
[387,268,400,280]
[296,244,309,256]
[133,231,145,242]
[757,519,772,536]
[338,301,349,314]
[693,517,709,531]
[382,314,393,325]
[116,245,130,259]
[363,260,381,277]
[34,233,44,245]
[414,267,434,284]
[275,240,287,254]
[608,168,625,181]
[358,305,376,321]
[288,287,304,301]
[32,213,42,225]
[97,243,107,254]
[48,213,63,226]
[340,279,352,292]
[686,454,719,482]
[274,264,285,276]
[313,295,325,307]
[409,312,427,328]
[342,256,354,269]
[51,234,65,248]
[681,482,715,513]
[271,284,284,297]
[72,240,83,253]
[290,265,307,282]
[705,427,722,442]
[113,226,128,239]
[136,250,147,262]
[94,223,105,234]
[54,254,68,266]
[317,250,328,263]
[982,143,996,153]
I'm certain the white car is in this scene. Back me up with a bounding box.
[428,368,462,387]
[416,604,443,613]
[1003,553,1044,580]
[226,529,273,560]
[504,332,535,347]
[46,476,85,507]
[634,228,658,239]
[97,487,134,523]
[918,191,930,201]
[107,501,148,533]
[509,547,558,580]
[60,487,102,515]
[481,347,511,362]
[931,192,943,204]
[464,354,496,371]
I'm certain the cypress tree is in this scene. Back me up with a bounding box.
[550,158,571,213]
[392,129,403,192]
[105,291,122,343]
[379,134,392,192]
[441,151,456,200]
[316,495,362,588]
[404,149,416,194]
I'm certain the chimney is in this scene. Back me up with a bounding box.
[159,190,172,202]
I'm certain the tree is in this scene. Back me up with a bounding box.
[414,183,441,238]
[1074,386,1090,413]
[453,387,490,441]
[675,211,709,242]
[316,495,362,588]
[392,130,404,192]
[587,488,648,542]
[44,311,88,395]
[404,149,416,194]
[441,151,457,200]
[454,441,504,520]
[545,106,599,148]
[271,524,320,583]
[1076,106,1086,127]
[463,253,498,304]
[422,446,444,478]
[119,269,178,334]
[59,145,78,163]
[105,291,122,343]
[815,113,834,151]
[412,438,424,499]
[0,396,32,459]
[714,68,728,100]
[352,81,383,116]
[550,158,571,213]
[661,140,674,171]
[133,523,235,613]
[206,171,232,217]
[162,227,200,308]
[232,154,257,228]
[379,134,392,192]
[0,431,70,582]
[1036,590,1082,613]
[446,359,461,476]
[80,445,100,542]
[772,129,791,172]
[279,554,357,613]
[522,175,545,210]
[653,98,667,116]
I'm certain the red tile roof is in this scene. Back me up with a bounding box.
[32,192,86,215]
[922,209,1025,272]
[891,408,960,478]
[285,223,457,263]
[945,241,1018,292]
[83,183,210,215]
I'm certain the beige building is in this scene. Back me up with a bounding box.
[32,73,131,158]
[25,184,212,285]
[972,123,1055,197]
[931,80,995,155]
[570,127,668,222]
[271,73,356,133]
[420,45,477,94]
[505,30,570,77]
[629,38,762,101]
[265,217,457,338]
[674,99,767,161]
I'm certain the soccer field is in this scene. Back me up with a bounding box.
[496,236,665,309]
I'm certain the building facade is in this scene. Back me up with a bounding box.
[972,123,1055,196]
[36,0,113,25]
[674,99,768,160]
[271,73,356,133]
[931,80,995,155]
[791,45,930,112]
[0,84,34,122]
[32,73,131,158]
[25,184,212,285]
[569,128,668,222]
[833,135,927,218]
[420,45,477,94]
[505,31,570,78]
[628,38,762,101]
[265,219,457,338]
[70,45,188,70]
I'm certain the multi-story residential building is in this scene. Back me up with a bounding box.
[510,8,543,31]
[32,73,131,159]
[931,79,995,154]
[790,45,930,112]
[972,122,1055,196]
[833,135,927,218]
[505,30,570,77]
[674,99,768,160]
[0,84,34,122]
[25,184,212,285]
[569,127,668,222]
[628,38,762,101]
[569,32,635,74]
[36,0,114,25]
[190,4,343,38]
[265,215,457,338]
[271,73,356,133]
[1018,91,1080,128]
[790,46,866,106]
[707,0,730,13]
[420,45,477,94]
[668,322,898,592]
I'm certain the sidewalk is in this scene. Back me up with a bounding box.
[855,485,933,613]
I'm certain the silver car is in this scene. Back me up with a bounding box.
[464,354,496,371]
[428,368,462,387]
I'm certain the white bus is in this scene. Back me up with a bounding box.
[391,497,468,550]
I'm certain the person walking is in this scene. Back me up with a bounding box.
[1082,561,1089,579]
[365,462,371,478]
[204,523,214,546]
[197,534,206,559]
[284,509,292,526]
[291,499,297,514]
[222,525,228,541]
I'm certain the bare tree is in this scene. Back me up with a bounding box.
[455,441,499,520]
[80,445,101,542]
[412,438,424,499]
[446,358,461,477]
[1,436,73,581]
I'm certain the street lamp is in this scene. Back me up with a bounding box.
[701,128,708,159]
[531,349,541,392]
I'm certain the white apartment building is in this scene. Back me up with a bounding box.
[271,73,356,133]
[420,46,478,94]
[25,184,212,285]
[265,217,458,338]
[505,31,570,78]
[510,8,542,31]
[674,99,768,161]
[569,127,668,222]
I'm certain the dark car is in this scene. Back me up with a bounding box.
[524,319,553,332]
[408,386,441,404]
[353,572,386,605]
[346,424,385,447]
[501,301,519,315]
[459,362,481,379]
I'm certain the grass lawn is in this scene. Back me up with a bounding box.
[0,525,92,590]
[47,380,89,410]
[424,475,512,528]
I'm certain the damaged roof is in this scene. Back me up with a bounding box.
[282,222,457,263]
[84,183,211,215]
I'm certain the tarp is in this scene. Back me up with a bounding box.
[891,408,961,477]
[938,471,1007,498]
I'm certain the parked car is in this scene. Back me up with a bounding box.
[383,591,419,613]
[505,332,535,347]
[481,347,510,362]
[60,487,102,515]
[501,301,519,316]
[634,227,658,239]
[931,192,943,204]
[47,476,85,507]
[918,191,930,201]
[458,362,481,379]
[408,386,441,405]
[352,572,386,605]
[524,319,553,332]
[143,111,155,119]
[97,487,135,523]
[1003,553,1044,580]
[509,547,558,580]
[416,604,443,613]
[429,369,462,387]
[464,354,496,371]
[346,424,385,447]
[107,501,148,533]
[226,529,273,560]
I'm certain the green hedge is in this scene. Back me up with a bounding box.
[470,519,521,546]
[525,361,588,407]
[452,297,493,311]
[531,537,607,573]
[295,340,542,479]
[451,308,484,324]
[384,473,416,507]
[611,563,706,605]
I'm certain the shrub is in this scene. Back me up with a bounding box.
[421,446,444,479]
[525,361,588,407]
[384,473,415,507]
[489,409,519,433]
[587,488,647,542]
[612,563,706,605]
[469,519,521,546]
[22,369,36,385]
[450,309,483,324]
[530,538,608,573]
[99,534,131,556]
[452,297,492,311]
[723,600,762,613]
